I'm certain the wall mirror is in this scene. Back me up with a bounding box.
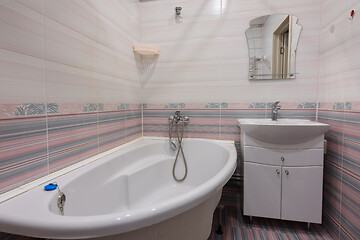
[245,14,302,80]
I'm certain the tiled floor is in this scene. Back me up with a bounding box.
[208,206,333,240]
[208,179,333,240]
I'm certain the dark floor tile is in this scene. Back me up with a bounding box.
[209,206,333,240]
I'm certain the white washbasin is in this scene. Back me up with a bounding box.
[238,119,329,144]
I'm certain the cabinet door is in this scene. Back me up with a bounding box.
[244,162,281,219]
[281,166,323,223]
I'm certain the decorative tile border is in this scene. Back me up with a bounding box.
[0,103,142,118]
[297,102,317,109]
[145,102,322,111]
[83,103,104,112]
[319,102,355,111]
[249,102,266,109]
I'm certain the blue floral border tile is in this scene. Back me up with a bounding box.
[249,102,266,109]
[164,103,179,109]
[117,104,130,110]
[138,104,147,109]
[332,102,352,110]
[221,102,228,109]
[297,102,317,109]
[83,103,104,112]
[345,102,352,110]
[14,103,59,116]
[179,103,186,108]
[205,102,220,109]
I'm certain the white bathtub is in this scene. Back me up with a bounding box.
[0,138,237,239]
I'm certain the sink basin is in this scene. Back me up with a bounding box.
[238,119,330,144]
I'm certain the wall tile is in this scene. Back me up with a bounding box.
[14,0,43,14]
[88,0,140,42]
[0,49,45,104]
[44,17,97,71]
[0,0,44,59]
[140,0,320,105]
[0,0,142,196]
[44,0,98,40]
[45,61,98,104]
[98,111,125,152]
[0,116,48,194]
[47,113,99,173]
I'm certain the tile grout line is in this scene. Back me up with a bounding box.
[42,0,50,175]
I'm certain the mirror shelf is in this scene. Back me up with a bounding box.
[249,73,299,80]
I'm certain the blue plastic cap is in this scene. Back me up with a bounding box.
[44,183,57,191]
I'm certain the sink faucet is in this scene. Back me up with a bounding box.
[271,101,281,121]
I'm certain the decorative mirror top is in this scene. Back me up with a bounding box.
[246,14,302,80]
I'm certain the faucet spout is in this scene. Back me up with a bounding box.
[271,101,281,121]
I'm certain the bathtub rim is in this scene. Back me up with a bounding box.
[0,137,235,204]
[0,137,237,239]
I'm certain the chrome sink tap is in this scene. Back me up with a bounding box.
[271,101,281,121]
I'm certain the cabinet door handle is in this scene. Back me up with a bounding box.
[285,170,289,175]
[281,157,285,161]
[276,169,280,174]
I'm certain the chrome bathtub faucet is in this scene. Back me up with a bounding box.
[170,111,189,124]
[271,101,281,121]
[168,111,190,182]
[168,111,190,151]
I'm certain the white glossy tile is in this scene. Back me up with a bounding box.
[45,60,97,103]
[45,17,97,71]
[140,0,322,104]
[222,0,268,15]
[88,0,140,41]
[320,14,349,54]
[96,72,142,104]
[141,0,221,23]
[0,49,45,103]
[268,0,321,15]
[321,0,353,28]
[0,0,44,58]
[15,0,43,14]
[142,16,225,42]
[96,14,139,54]
[95,43,138,80]
[44,0,98,41]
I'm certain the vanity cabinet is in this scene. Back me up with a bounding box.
[242,140,324,224]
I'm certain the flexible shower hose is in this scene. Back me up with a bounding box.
[172,120,188,182]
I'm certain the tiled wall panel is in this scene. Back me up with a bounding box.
[318,0,360,238]
[141,0,321,104]
[318,108,360,240]
[0,0,142,194]
[0,116,48,194]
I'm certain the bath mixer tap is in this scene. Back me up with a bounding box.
[168,111,190,182]
[271,101,281,121]
[170,111,189,124]
[168,111,190,151]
